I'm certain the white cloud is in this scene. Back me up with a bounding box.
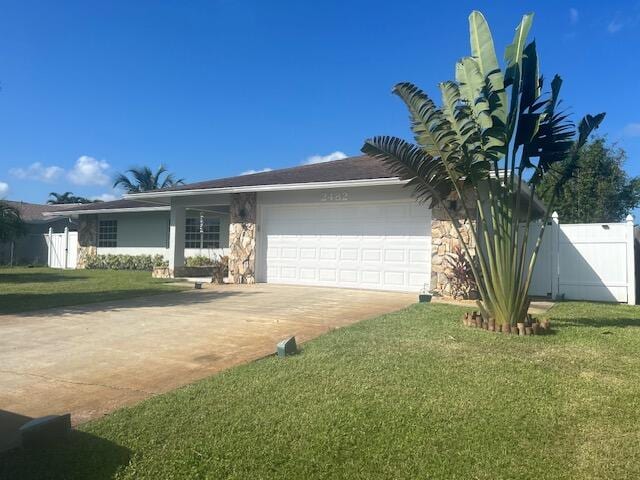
[241,167,273,175]
[91,193,119,202]
[302,151,347,165]
[0,181,8,198]
[569,8,579,25]
[9,162,64,182]
[623,123,640,137]
[608,18,624,33]
[67,155,110,186]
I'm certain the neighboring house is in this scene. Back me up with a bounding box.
[0,201,76,265]
[52,155,543,295]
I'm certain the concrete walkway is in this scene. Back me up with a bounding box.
[0,284,414,447]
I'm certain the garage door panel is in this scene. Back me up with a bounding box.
[260,201,431,292]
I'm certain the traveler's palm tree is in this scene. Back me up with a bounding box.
[0,201,26,242]
[362,11,604,327]
[113,165,185,193]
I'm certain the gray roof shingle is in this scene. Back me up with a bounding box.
[152,155,395,193]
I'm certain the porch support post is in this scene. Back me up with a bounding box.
[228,192,257,284]
[168,204,186,277]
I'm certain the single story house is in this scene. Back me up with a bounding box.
[51,155,543,296]
[0,201,76,265]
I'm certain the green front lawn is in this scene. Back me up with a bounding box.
[0,267,187,314]
[3,301,640,479]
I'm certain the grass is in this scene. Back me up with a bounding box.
[2,301,640,479]
[0,267,187,314]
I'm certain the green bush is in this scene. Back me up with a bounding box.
[185,255,215,267]
[84,254,168,271]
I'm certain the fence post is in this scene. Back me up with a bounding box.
[626,214,636,305]
[47,227,53,267]
[551,212,560,300]
[63,226,69,269]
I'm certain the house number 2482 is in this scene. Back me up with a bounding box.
[320,192,349,202]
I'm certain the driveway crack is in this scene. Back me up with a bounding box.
[0,369,157,396]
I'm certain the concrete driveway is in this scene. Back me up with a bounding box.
[0,284,414,442]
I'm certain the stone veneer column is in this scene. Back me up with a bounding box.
[77,215,98,269]
[228,192,257,284]
[430,193,477,298]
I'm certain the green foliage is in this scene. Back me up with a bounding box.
[84,253,168,271]
[113,165,185,193]
[362,11,604,326]
[0,201,26,242]
[538,137,640,223]
[185,255,215,267]
[47,192,96,204]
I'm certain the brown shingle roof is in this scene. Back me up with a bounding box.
[56,155,399,213]
[4,201,76,223]
[152,155,395,193]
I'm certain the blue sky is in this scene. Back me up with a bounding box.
[0,0,639,216]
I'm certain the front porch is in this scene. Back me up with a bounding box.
[166,192,256,282]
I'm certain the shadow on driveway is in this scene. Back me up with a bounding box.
[1,288,265,318]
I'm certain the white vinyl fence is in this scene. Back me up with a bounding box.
[528,213,636,305]
[45,227,78,269]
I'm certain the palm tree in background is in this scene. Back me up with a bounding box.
[47,192,95,204]
[113,165,185,193]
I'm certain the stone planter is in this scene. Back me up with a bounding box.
[461,312,550,336]
[152,267,172,279]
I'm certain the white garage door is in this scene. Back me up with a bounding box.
[258,201,431,292]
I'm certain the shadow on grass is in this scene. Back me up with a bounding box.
[0,288,265,316]
[0,430,130,480]
[554,317,640,328]
[0,272,91,284]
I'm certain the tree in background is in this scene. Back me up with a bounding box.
[539,137,640,223]
[113,165,185,193]
[0,201,26,243]
[362,11,604,327]
[47,192,96,204]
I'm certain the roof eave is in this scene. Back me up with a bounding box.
[43,206,171,217]
[123,177,406,199]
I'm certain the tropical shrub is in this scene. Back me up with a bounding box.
[185,255,215,267]
[362,11,604,327]
[445,245,478,300]
[0,201,26,243]
[84,254,168,271]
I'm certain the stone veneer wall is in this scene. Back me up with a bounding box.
[430,193,477,298]
[77,215,98,269]
[228,192,257,284]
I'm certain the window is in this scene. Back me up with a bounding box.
[98,220,117,247]
[185,215,220,249]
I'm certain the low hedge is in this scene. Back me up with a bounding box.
[84,254,168,271]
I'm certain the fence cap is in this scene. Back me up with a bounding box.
[626,214,634,223]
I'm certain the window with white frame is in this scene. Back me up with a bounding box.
[185,215,220,249]
[98,220,118,247]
